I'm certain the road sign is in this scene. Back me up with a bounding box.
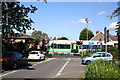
[88,42,94,46]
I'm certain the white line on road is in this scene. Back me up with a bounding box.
[0,58,55,78]
[56,59,71,77]
[0,70,18,78]
[30,58,55,68]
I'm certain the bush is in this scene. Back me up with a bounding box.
[84,60,120,79]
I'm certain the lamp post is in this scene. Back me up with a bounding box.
[85,18,89,41]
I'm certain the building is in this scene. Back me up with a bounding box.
[81,31,118,49]
[3,33,35,49]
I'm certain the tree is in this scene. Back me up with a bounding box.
[31,30,48,50]
[79,28,94,40]
[108,2,120,19]
[57,37,69,40]
[32,30,42,39]
[42,32,48,40]
[108,7,120,19]
[31,30,42,50]
[108,2,120,61]
[2,2,37,38]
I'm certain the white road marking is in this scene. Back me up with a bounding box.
[30,58,55,68]
[0,58,55,78]
[0,70,18,78]
[56,59,71,76]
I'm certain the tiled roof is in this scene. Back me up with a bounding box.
[90,31,118,41]
[3,33,35,39]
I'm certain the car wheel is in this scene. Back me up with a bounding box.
[86,60,91,65]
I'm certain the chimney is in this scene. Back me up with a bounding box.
[96,31,100,34]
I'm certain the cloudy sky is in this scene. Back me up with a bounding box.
[18,2,118,40]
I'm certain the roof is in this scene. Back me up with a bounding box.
[3,33,35,40]
[90,31,118,41]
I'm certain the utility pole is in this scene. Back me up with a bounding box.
[85,18,89,41]
[104,27,109,52]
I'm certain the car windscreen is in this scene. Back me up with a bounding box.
[90,53,97,57]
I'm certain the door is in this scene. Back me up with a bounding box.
[71,44,78,53]
[91,53,102,61]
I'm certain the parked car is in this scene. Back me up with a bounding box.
[1,52,28,70]
[81,52,114,65]
[28,51,45,60]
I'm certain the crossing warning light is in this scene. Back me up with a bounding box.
[76,40,83,46]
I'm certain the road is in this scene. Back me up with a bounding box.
[1,58,86,80]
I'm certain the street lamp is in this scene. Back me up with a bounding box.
[85,18,89,41]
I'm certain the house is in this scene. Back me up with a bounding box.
[80,31,118,50]
[3,33,35,49]
[89,31,118,48]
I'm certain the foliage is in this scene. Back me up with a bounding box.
[31,30,48,50]
[79,28,94,40]
[84,60,120,79]
[81,49,96,58]
[2,2,37,38]
[42,32,48,39]
[2,40,26,53]
[108,7,120,19]
[57,37,69,40]
[31,30,48,39]
[31,30,42,39]
[2,2,37,54]
[41,39,47,51]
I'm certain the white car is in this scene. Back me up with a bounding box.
[28,51,45,60]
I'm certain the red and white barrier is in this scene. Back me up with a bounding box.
[49,52,82,54]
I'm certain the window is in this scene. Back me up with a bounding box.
[106,54,111,57]
[58,44,70,49]
[101,53,106,57]
[93,53,101,57]
[51,43,57,48]
[17,53,23,58]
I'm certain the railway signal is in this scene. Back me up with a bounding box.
[76,40,83,46]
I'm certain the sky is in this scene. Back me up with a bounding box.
[17,1,119,40]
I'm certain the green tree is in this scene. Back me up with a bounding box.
[32,30,42,39]
[57,37,69,40]
[79,28,94,40]
[31,30,48,50]
[2,2,37,38]
[42,32,48,39]
[108,7,120,19]
[2,2,37,53]
[31,30,42,50]
[108,2,120,61]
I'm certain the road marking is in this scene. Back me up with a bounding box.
[30,58,55,68]
[0,70,18,78]
[0,58,55,78]
[56,59,71,77]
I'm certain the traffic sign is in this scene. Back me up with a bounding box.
[88,42,94,46]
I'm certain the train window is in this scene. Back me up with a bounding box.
[58,44,70,49]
